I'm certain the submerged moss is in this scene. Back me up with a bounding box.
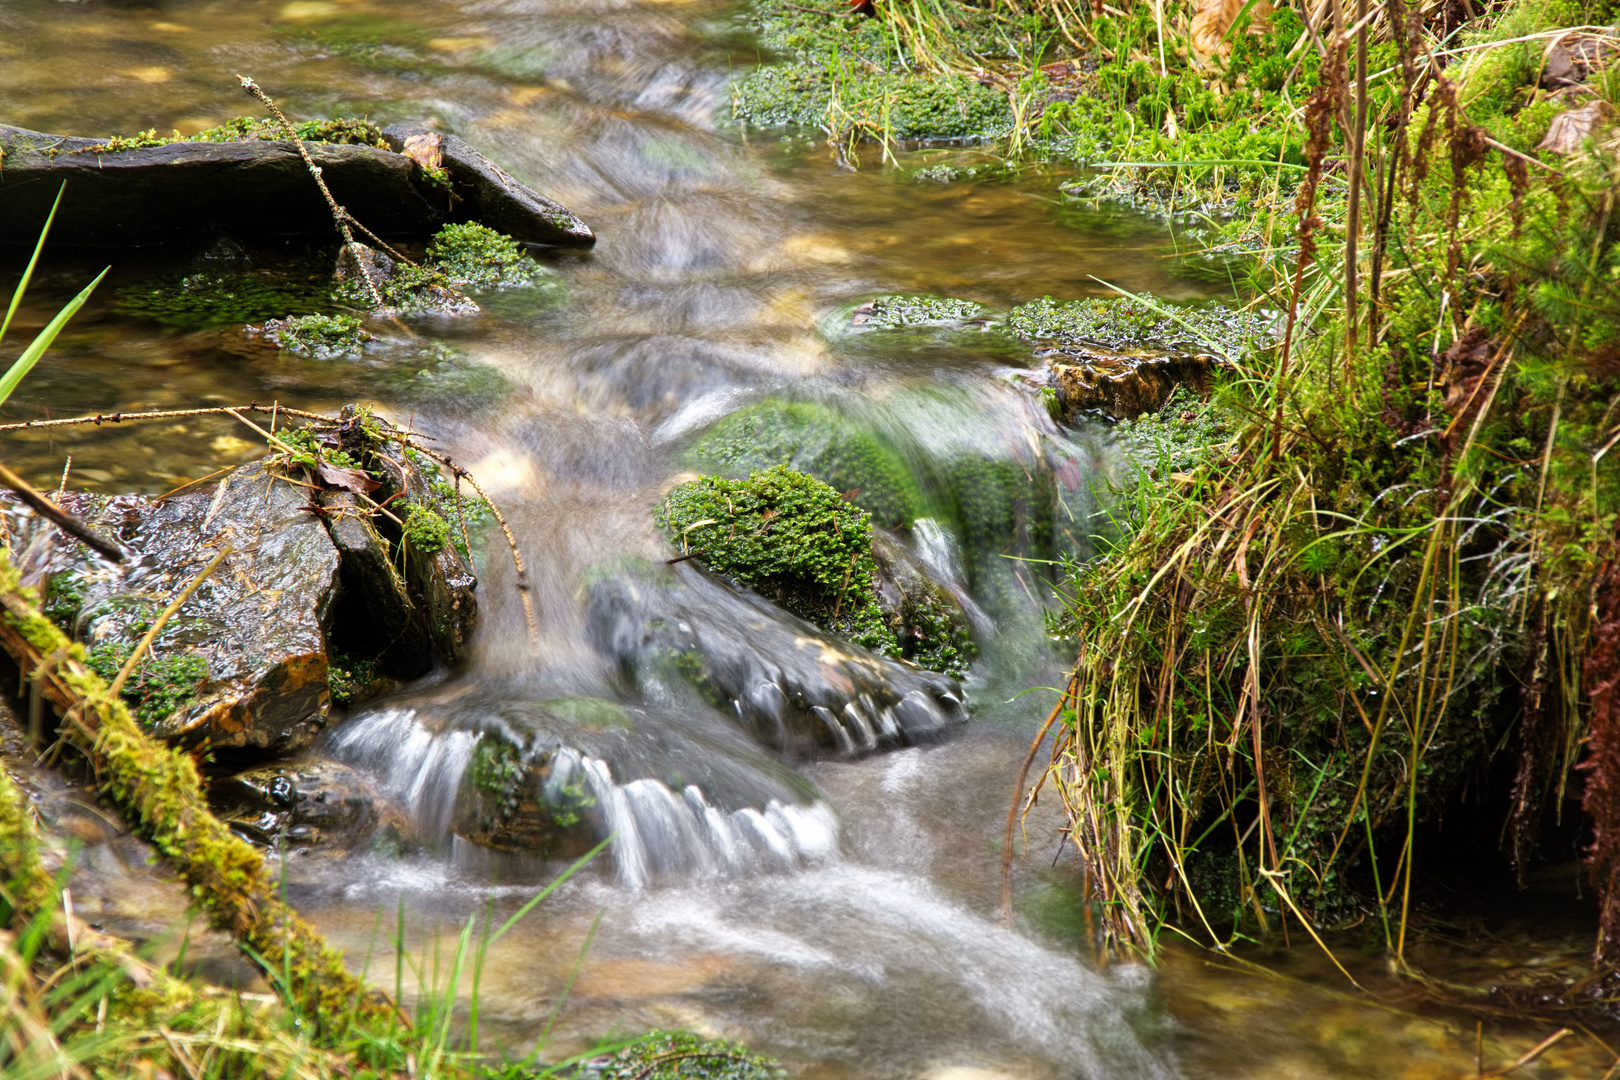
[115,266,342,329]
[657,465,897,654]
[851,294,987,330]
[686,400,924,530]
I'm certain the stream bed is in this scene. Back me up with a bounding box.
[0,0,1613,1076]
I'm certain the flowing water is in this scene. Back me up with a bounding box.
[1,1,1612,1077]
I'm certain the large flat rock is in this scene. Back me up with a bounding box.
[0,124,594,249]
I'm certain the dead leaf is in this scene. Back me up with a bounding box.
[316,462,381,495]
[1542,39,1578,87]
[401,131,443,171]
[1539,99,1615,155]
[1190,0,1272,59]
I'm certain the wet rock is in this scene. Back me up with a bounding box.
[0,123,593,249]
[319,490,434,680]
[10,462,338,755]
[211,759,410,852]
[1044,347,1220,421]
[332,694,829,875]
[869,529,978,678]
[9,428,482,757]
[382,124,596,248]
[586,560,966,758]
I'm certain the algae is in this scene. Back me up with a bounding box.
[559,1029,784,1079]
[851,293,987,330]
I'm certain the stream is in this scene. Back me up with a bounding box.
[0,0,1612,1076]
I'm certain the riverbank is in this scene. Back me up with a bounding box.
[734,0,1620,1022]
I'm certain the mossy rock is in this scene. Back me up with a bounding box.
[657,466,897,654]
[842,293,989,332]
[453,734,599,854]
[685,400,924,531]
[1006,296,1271,357]
[870,530,977,678]
[563,1030,783,1078]
[261,313,373,358]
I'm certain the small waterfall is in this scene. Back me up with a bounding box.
[329,707,839,887]
[328,708,477,840]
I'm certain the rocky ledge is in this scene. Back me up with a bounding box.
[0,122,592,249]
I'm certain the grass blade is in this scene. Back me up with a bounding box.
[0,267,108,409]
[0,182,67,350]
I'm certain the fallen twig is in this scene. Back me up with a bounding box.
[0,459,123,562]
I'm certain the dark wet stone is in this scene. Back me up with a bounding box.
[397,454,479,666]
[1043,348,1220,422]
[585,561,966,758]
[869,529,978,678]
[0,123,592,250]
[382,125,595,249]
[212,759,409,851]
[320,490,433,680]
[9,462,338,755]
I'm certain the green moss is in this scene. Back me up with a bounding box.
[74,116,390,153]
[263,313,372,358]
[1114,384,1232,476]
[115,266,343,330]
[425,222,546,289]
[402,504,450,557]
[895,588,976,678]
[405,447,495,564]
[544,696,636,732]
[468,737,527,823]
[555,1030,784,1079]
[735,64,1014,141]
[853,293,986,330]
[1006,296,1270,355]
[686,400,924,530]
[657,465,898,654]
[327,653,384,708]
[85,643,209,728]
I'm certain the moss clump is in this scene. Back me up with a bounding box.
[328,653,385,708]
[74,116,390,154]
[736,65,1013,141]
[852,294,986,330]
[687,400,924,530]
[554,1030,783,1079]
[894,589,975,678]
[405,447,494,564]
[1006,296,1271,356]
[262,313,373,358]
[657,465,897,654]
[402,503,450,556]
[468,737,527,824]
[115,266,342,330]
[85,642,209,728]
[425,222,546,289]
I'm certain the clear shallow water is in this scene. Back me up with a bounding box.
[1,1,1611,1077]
